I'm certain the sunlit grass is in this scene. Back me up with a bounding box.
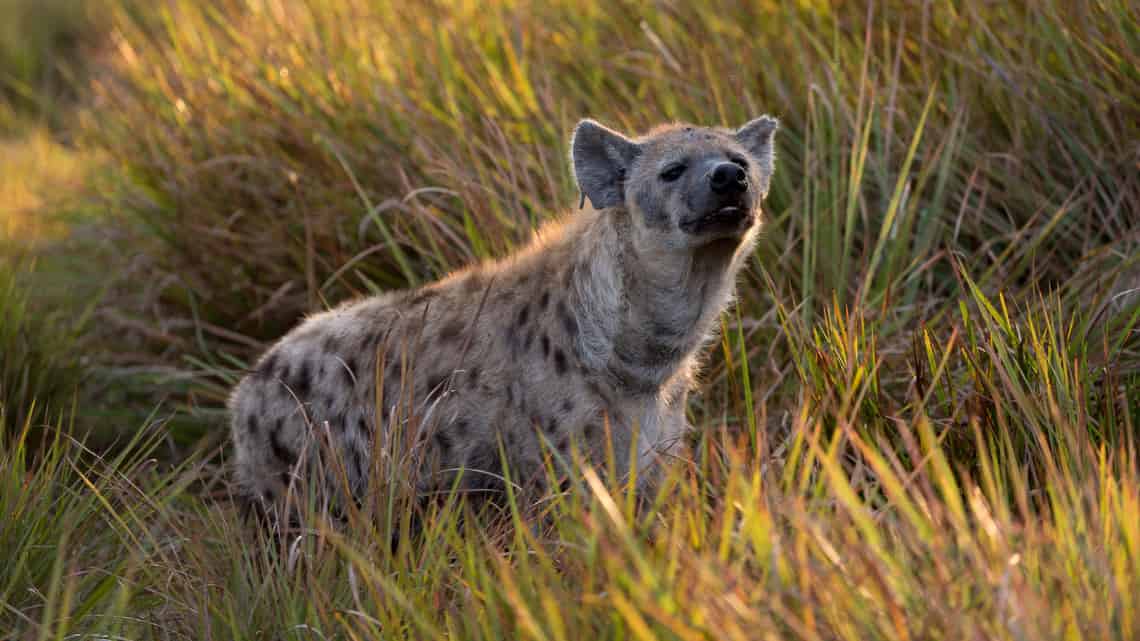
[1,0,1138,638]
[0,130,99,244]
[3,288,1137,639]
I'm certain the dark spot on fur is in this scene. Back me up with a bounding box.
[506,385,514,404]
[586,380,610,404]
[651,340,682,362]
[349,449,364,485]
[467,366,480,384]
[546,417,559,434]
[279,470,292,489]
[384,356,399,378]
[613,342,641,366]
[269,426,297,467]
[382,382,398,407]
[539,291,550,311]
[434,430,453,455]
[562,398,574,413]
[608,360,658,395]
[367,330,385,352]
[557,300,578,337]
[426,373,449,396]
[584,423,599,440]
[294,360,312,397]
[541,334,551,357]
[553,348,568,375]
[516,303,530,327]
[524,329,534,351]
[357,415,371,438]
[557,436,570,452]
[618,337,682,368]
[321,334,337,353]
[454,419,469,437]
[652,319,685,339]
[439,320,465,342]
[464,442,503,492]
[258,352,279,378]
[247,415,259,436]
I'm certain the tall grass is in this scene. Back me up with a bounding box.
[0,412,183,638]
[85,0,1138,381]
[0,258,89,435]
[0,0,1138,637]
[3,287,1137,639]
[0,0,116,133]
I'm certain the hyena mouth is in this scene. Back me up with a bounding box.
[681,206,753,235]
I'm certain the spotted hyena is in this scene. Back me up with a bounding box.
[229,115,778,516]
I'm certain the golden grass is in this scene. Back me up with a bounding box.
[0,0,1137,637]
[0,129,98,244]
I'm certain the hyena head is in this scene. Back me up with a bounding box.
[571,116,778,250]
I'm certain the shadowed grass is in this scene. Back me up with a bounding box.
[0,258,89,436]
[0,411,188,638]
[1,0,1138,637]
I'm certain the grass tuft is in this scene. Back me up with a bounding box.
[0,0,1137,637]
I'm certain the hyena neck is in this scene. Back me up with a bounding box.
[563,209,757,395]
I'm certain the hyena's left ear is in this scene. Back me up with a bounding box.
[571,119,642,210]
[735,115,779,173]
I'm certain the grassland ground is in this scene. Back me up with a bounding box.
[1,0,1138,638]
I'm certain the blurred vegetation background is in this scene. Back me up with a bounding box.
[1,0,1138,638]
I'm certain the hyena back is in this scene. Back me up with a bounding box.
[229,116,778,511]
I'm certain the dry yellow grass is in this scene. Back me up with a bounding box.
[1,0,1138,638]
[0,129,97,244]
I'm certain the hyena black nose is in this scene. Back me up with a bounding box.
[709,162,748,194]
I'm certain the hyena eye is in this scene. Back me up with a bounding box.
[659,163,687,182]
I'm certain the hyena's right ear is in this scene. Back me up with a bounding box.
[571,119,641,210]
